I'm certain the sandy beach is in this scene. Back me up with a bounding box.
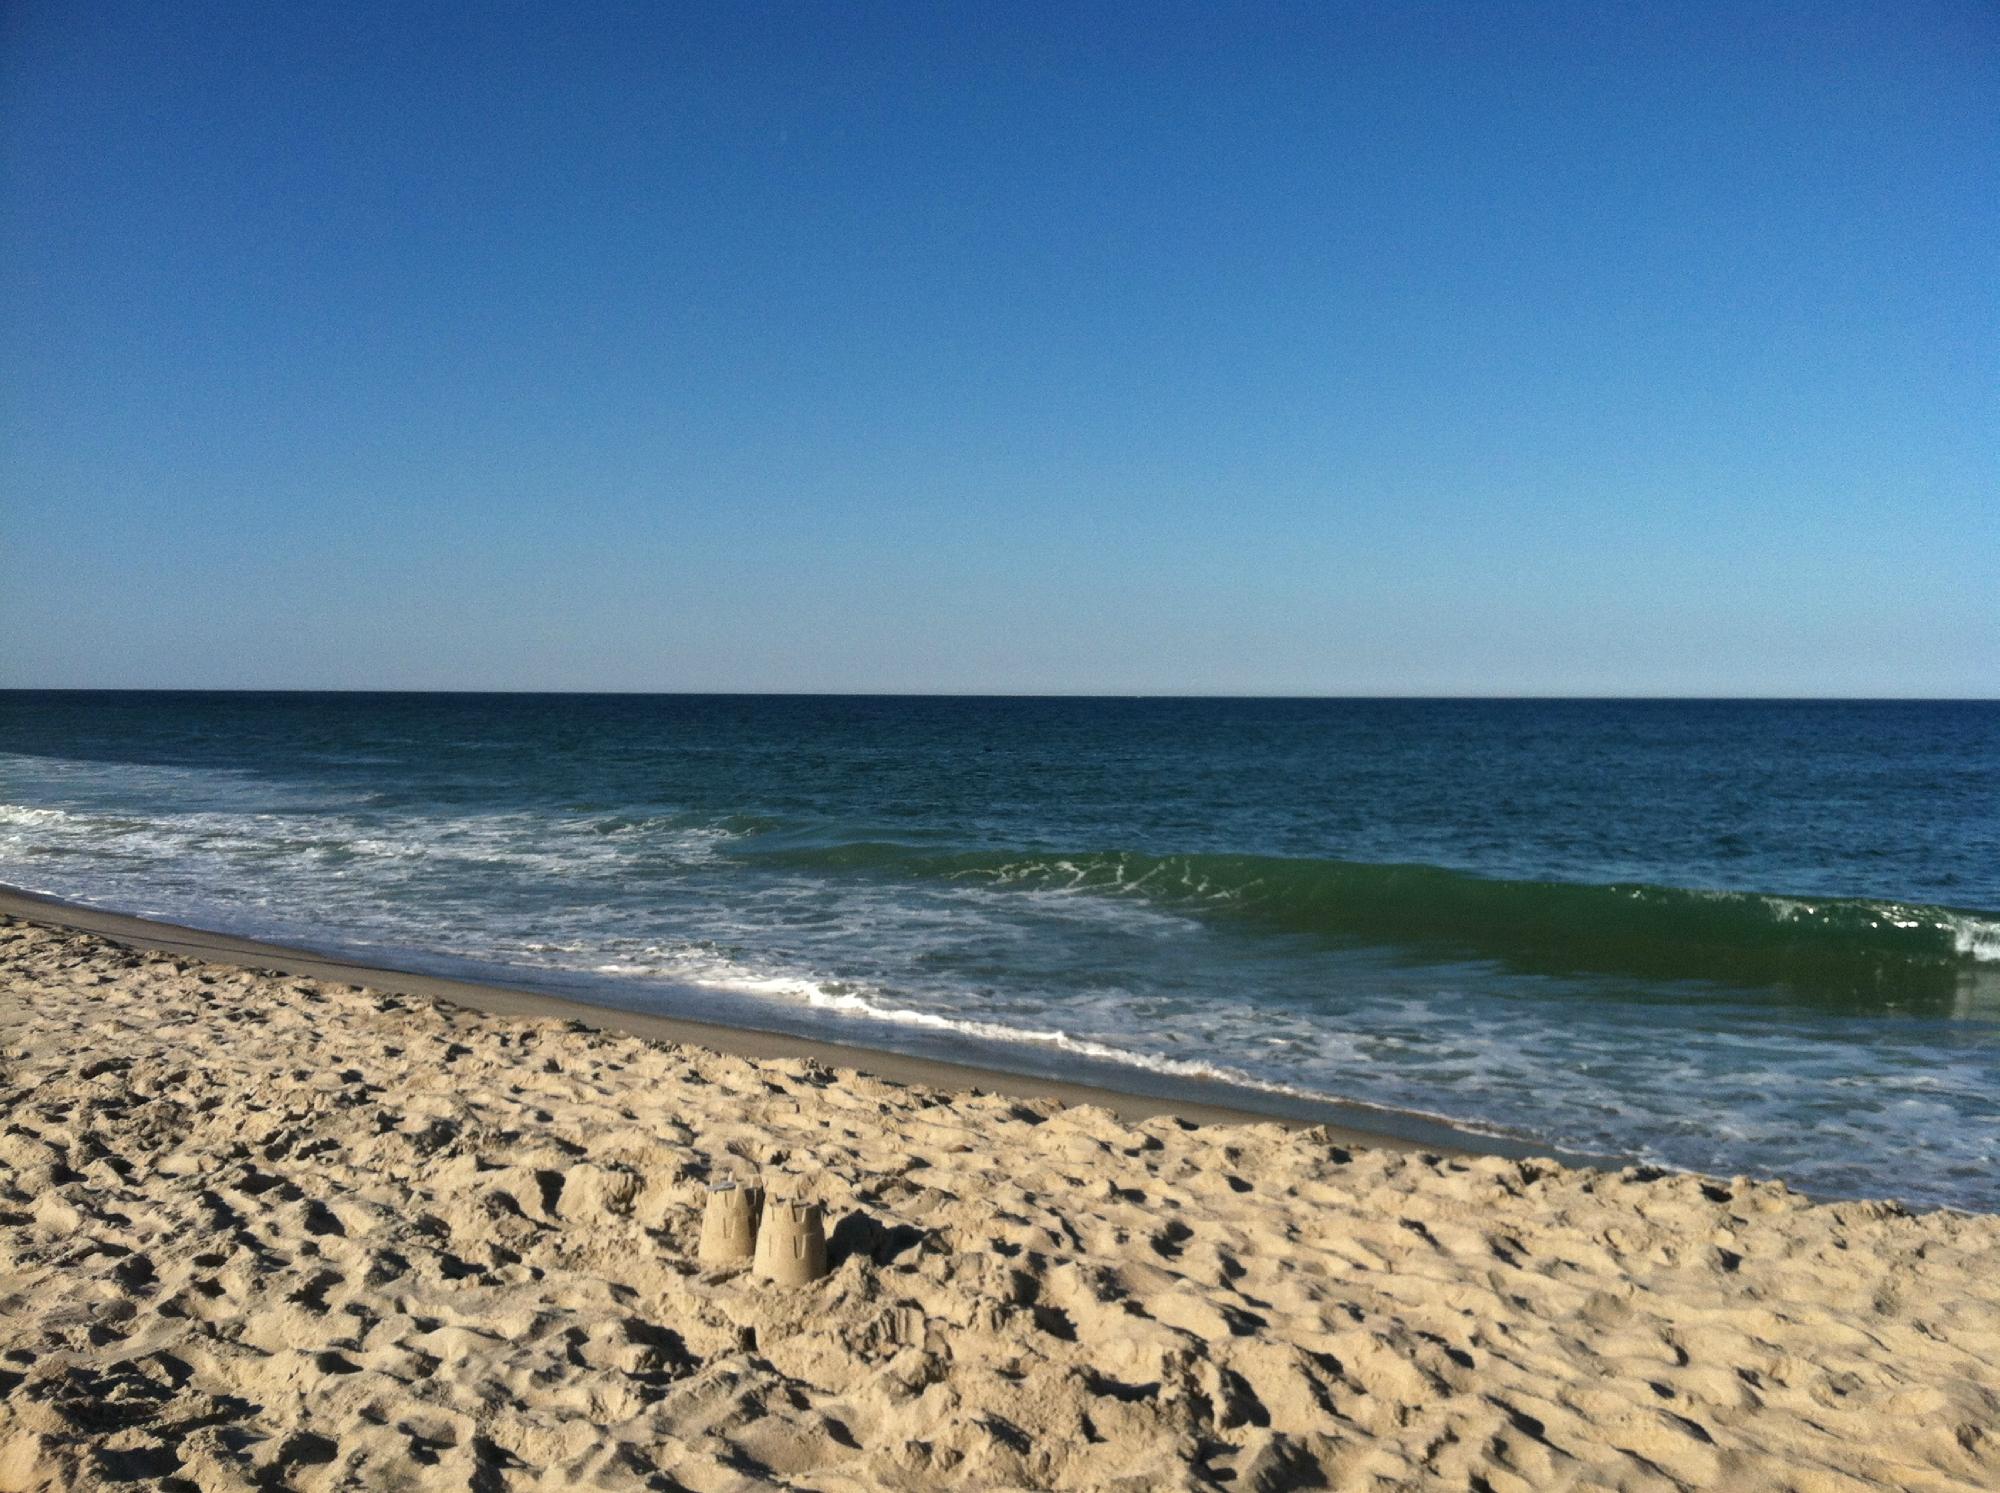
[3,911,1997,1491]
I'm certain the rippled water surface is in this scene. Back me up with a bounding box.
[3,693,1995,1210]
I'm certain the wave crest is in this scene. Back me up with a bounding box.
[740,842,2000,1004]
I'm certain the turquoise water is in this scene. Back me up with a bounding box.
[2,692,1995,1209]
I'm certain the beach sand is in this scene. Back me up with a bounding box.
[0,887,1489,1153]
[2,913,1996,1490]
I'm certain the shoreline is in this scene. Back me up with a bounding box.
[4,907,1995,1488]
[0,883,1558,1162]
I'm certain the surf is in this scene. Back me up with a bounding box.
[736,841,2000,1007]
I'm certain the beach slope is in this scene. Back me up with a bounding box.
[2,915,1995,1490]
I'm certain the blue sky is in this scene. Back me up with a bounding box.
[3,1,1993,693]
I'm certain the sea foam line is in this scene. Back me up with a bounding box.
[601,943,1532,1142]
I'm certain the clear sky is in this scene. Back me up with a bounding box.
[2,1,1994,694]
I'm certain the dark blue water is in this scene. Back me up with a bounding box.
[3,692,1996,1209]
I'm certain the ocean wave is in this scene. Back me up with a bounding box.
[736,842,2000,1003]
[0,799,747,875]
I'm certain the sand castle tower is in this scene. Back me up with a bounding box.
[753,1194,829,1285]
[697,1180,764,1266]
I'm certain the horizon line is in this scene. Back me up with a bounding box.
[3,687,1996,704]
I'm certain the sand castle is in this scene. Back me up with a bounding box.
[697,1176,830,1285]
[753,1194,830,1286]
[696,1179,764,1265]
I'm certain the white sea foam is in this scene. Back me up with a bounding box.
[962,854,1258,909]
[0,793,744,886]
[579,937,1511,1136]
[1949,916,2000,964]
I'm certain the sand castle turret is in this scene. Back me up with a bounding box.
[697,1180,764,1266]
[753,1194,829,1285]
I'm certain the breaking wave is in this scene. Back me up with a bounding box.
[739,842,2000,1004]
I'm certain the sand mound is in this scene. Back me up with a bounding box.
[1,915,1996,1489]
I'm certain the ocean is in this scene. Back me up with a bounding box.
[2,692,1995,1210]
